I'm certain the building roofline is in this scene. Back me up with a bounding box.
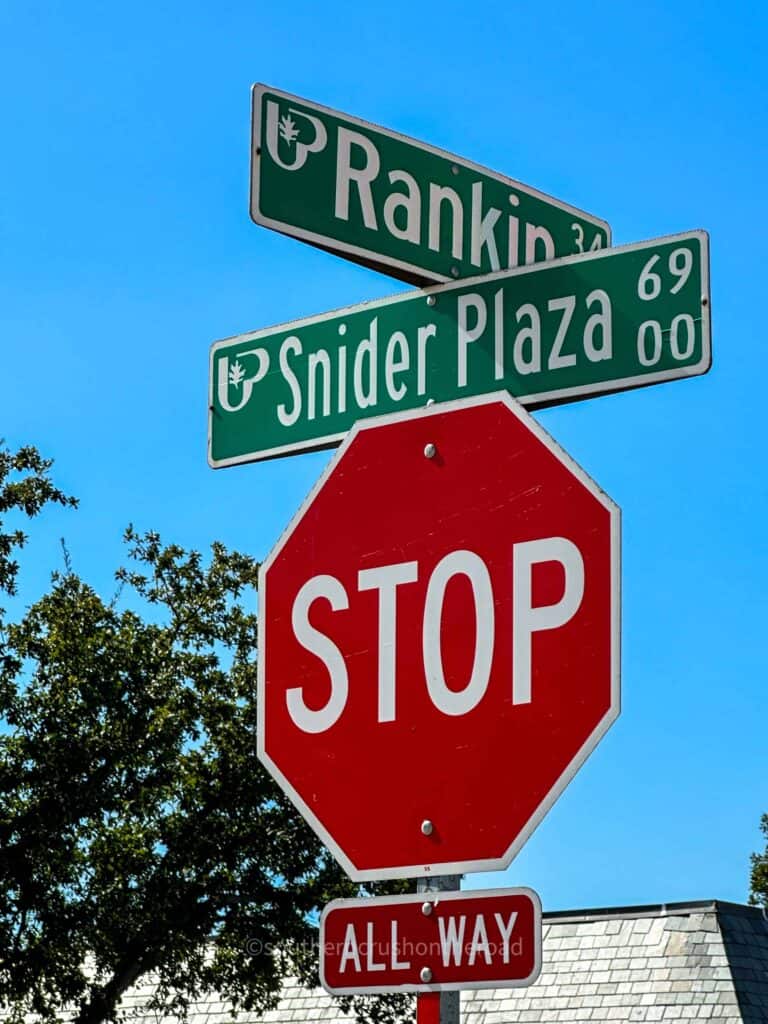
[543,898,767,924]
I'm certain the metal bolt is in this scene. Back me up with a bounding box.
[451,267,460,277]
[420,967,433,983]
[702,296,708,306]
[451,165,459,176]
[421,819,434,835]
[426,295,436,306]
[422,901,434,916]
[423,444,437,460]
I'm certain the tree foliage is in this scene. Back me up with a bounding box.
[749,814,768,909]
[0,445,409,1024]
[0,445,77,608]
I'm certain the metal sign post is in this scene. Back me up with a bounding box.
[416,877,461,1024]
[416,992,440,1024]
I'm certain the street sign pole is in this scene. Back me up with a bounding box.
[416,876,461,1024]
[213,77,714,1022]
[417,993,440,1024]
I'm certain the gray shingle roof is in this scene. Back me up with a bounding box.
[8,900,768,1023]
[462,900,768,1022]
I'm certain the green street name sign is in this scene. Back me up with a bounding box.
[209,231,710,467]
[250,84,611,285]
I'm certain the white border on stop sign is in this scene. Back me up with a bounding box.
[256,390,621,882]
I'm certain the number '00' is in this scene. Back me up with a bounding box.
[637,314,696,367]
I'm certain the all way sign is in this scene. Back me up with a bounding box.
[320,889,541,994]
[251,84,610,285]
[209,230,710,467]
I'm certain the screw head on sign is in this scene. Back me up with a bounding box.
[422,901,434,916]
[426,295,436,307]
[424,444,437,460]
[420,967,433,983]
[421,819,434,835]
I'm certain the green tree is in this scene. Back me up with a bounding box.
[0,446,408,1024]
[749,814,768,909]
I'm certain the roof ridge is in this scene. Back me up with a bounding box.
[542,897,763,923]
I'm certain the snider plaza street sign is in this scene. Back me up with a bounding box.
[209,231,710,468]
[257,393,620,881]
[250,84,610,285]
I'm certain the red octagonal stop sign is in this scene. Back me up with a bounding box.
[258,393,620,881]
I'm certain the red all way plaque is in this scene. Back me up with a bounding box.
[320,888,541,994]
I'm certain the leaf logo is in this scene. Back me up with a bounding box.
[228,360,247,388]
[217,348,270,413]
[278,115,300,146]
[264,100,328,171]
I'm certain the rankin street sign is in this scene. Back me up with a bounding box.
[250,84,610,285]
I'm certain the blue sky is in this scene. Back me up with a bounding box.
[1,0,766,911]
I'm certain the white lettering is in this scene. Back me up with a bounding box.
[307,349,331,420]
[390,920,411,971]
[337,344,347,414]
[467,915,492,966]
[457,294,486,388]
[384,331,410,402]
[547,296,577,370]
[512,537,585,705]
[335,128,380,230]
[493,287,505,380]
[287,575,349,733]
[584,289,612,361]
[383,170,421,244]
[525,224,555,264]
[365,921,385,972]
[470,182,501,269]
[417,323,437,396]
[423,550,494,717]
[339,924,361,973]
[428,183,463,259]
[353,317,378,409]
[513,303,541,375]
[277,336,303,427]
[494,912,518,964]
[358,562,419,722]
[507,194,520,268]
[438,915,466,967]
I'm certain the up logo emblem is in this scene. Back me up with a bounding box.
[264,100,328,171]
[216,347,270,413]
